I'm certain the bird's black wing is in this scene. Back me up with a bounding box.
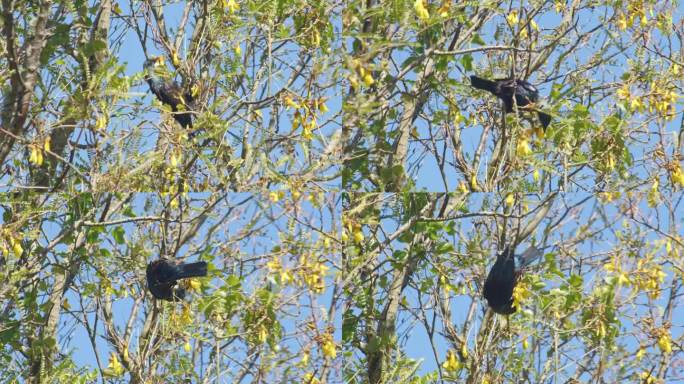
[483,248,516,311]
[470,76,499,94]
[538,111,552,129]
[149,260,182,283]
[156,82,188,110]
[175,261,208,279]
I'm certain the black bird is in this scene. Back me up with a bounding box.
[470,75,551,130]
[144,57,194,128]
[483,245,542,314]
[146,258,208,301]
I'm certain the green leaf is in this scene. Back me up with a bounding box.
[568,274,583,288]
[342,310,358,342]
[471,33,485,45]
[461,54,473,71]
[112,226,125,244]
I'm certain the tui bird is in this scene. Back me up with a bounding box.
[144,56,194,128]
[483,245,542,314]
[470,75,552,130]
[146,258,208,301]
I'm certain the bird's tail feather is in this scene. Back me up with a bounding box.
[517,246,543,269]
[470,75,497,93]
[538,112,552,130]
[177,261,208,278]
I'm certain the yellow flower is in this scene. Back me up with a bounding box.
[234,44,242,55]
[9,238,23,256]
[617,13,628,30]
[516,138,532,156]
[284,95,299,109]
[437,2,449,17]
[269,191,284,202]
[641,372,656,384]
[170,152,181,168]
[658,333,672,354]
[184,341,192,352]
[603,261,615,273]
[506,10,519,25]
[511,281,530,310]
[303,373,320,384]
[616,272,630,286]
[442,349,461,372]
[672,165,684,186]
[554,1,564,13]
[353,230,364,244]
[533,169,540,183]
[530,19,539,31]
[224,0,239,13]
[258,326,268,343]
[457,181,468,194]
[181,305,194,324]
[647,178,659,207]
[505,193,515,207]
[191,83,201,98]
[43,137,51,152]
[616,85,630,100]
[519,27,528,39]
[636,346,645,360]
[95,116,107,130]
[321,335,336,359]
[280,269,294,284]
[414,0,430,20]
[363,73,375,87]
[453,111,464,125]
[470,174,478,190]
[318,98,329,113]
[299,350,310,366]
[349,77,359,91]
[187,278,201,291]
[266,258,281,271]
[104,353,124,377]
[29,145,43,166]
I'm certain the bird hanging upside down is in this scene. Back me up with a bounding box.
[144,56,194,129]
[470,75,552,130]
[483,245,542,314]
[146,258,208,301]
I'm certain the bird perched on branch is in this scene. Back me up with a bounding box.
[146,258,208,301]
[470,75,551,130]
[144,56,194,128]
[483,245,542,314]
